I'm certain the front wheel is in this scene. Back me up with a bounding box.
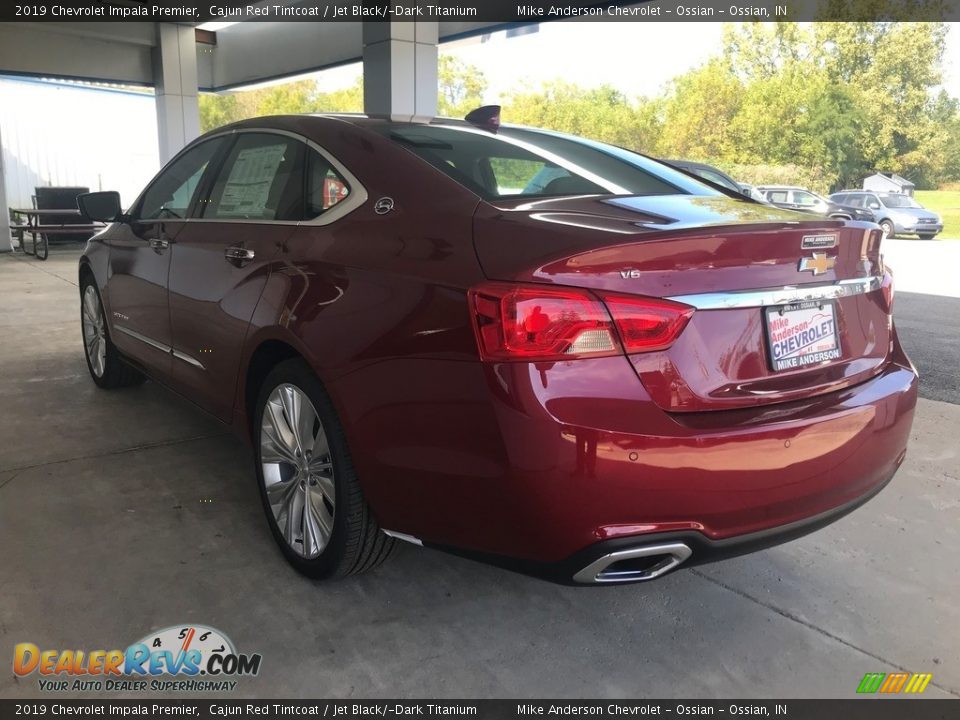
[253,359,395,579]
[80,277,145,389]
[879,219,895,239]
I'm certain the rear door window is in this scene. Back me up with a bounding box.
[203,133,306,221]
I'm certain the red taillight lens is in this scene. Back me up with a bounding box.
[600,293,695,353]
[880,269,895,313]
[468,283,694,361]
[469,283,619,361]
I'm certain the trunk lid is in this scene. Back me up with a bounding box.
[473,194,890,412]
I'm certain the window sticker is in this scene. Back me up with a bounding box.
[217,144,287,218]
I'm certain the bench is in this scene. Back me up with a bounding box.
[9,208,105,260]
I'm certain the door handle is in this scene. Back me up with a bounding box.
[149,238,169,253]
[225,246,255,262]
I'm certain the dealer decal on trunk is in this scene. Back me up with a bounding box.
[765,301,842,372]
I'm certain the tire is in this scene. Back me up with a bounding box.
[253,359,395,580]
[879,219,895,239]
[79,276,145,389]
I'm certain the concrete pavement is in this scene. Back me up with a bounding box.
[0,247,957,699]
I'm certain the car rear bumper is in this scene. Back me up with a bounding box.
[897,221,943,234]
[430,465,898,585]
[421,331,918,576]
[354,328,917,583]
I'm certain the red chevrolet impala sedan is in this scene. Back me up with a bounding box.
[76,113,918,584]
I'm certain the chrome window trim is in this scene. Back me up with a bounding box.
[668,276,882,310]
[182,128,367,227]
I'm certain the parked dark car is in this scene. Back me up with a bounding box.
[830,190,943,239]
[76,115,917,585]
[737,182,767,202]
[660,159,755,199]
[758,185,876,223]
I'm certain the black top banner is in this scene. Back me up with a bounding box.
[0,701,958,720]
[2,0,960,23]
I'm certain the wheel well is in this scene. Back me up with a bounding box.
[78,261,93,286]
[830,213,852,220]
[244,340,303,435]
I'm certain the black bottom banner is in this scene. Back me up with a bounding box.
[0,700,956,720]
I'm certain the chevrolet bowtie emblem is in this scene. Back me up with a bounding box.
[798,252,836,276]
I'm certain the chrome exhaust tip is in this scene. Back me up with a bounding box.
[572,542,692,584]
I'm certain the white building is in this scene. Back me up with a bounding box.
[0,76,160,211]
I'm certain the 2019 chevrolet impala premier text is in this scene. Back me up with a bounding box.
[76,113,918,585]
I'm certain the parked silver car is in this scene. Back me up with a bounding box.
[830,190,943,239]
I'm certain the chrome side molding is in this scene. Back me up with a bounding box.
[115,325,205,370]
[114,325,170,353]
[172,349,205,370]
[383,530,423,546]
[668,276,882,310]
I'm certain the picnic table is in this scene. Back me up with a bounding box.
[9,208,104,261]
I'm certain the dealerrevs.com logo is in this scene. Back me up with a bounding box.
[13,624,261,693]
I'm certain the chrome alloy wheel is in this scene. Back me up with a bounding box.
[81,285,107,378]
[260,384,336,558]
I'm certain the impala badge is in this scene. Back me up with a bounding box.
[374,197,395,215]
[801,234,837,249]
[798,253,836,276]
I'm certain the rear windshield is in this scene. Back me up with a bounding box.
[377,123,723,201]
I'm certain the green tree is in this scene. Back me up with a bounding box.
[437,55,488,117]
[503,81,650,149]
[722,21,954,188]
[654,59,742,161]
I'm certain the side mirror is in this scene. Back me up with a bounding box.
[77,191,123,223]
[868,202,881,210]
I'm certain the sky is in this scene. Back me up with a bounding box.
[311,21,960,103]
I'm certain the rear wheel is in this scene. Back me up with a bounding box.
[80,277,145,389]
[879,219,895,239]
[254,359,395,579]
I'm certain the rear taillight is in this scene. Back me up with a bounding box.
[881,270,895,313]
[468,282,694,362]
[600,293,696,353]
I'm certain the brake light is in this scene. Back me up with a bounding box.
[880,270,895,313]
[600,293,696,353]
[468,282,694,361]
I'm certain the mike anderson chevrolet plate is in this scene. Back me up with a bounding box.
[765,301,841,372]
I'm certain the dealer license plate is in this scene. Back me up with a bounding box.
[765,301,841,372]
